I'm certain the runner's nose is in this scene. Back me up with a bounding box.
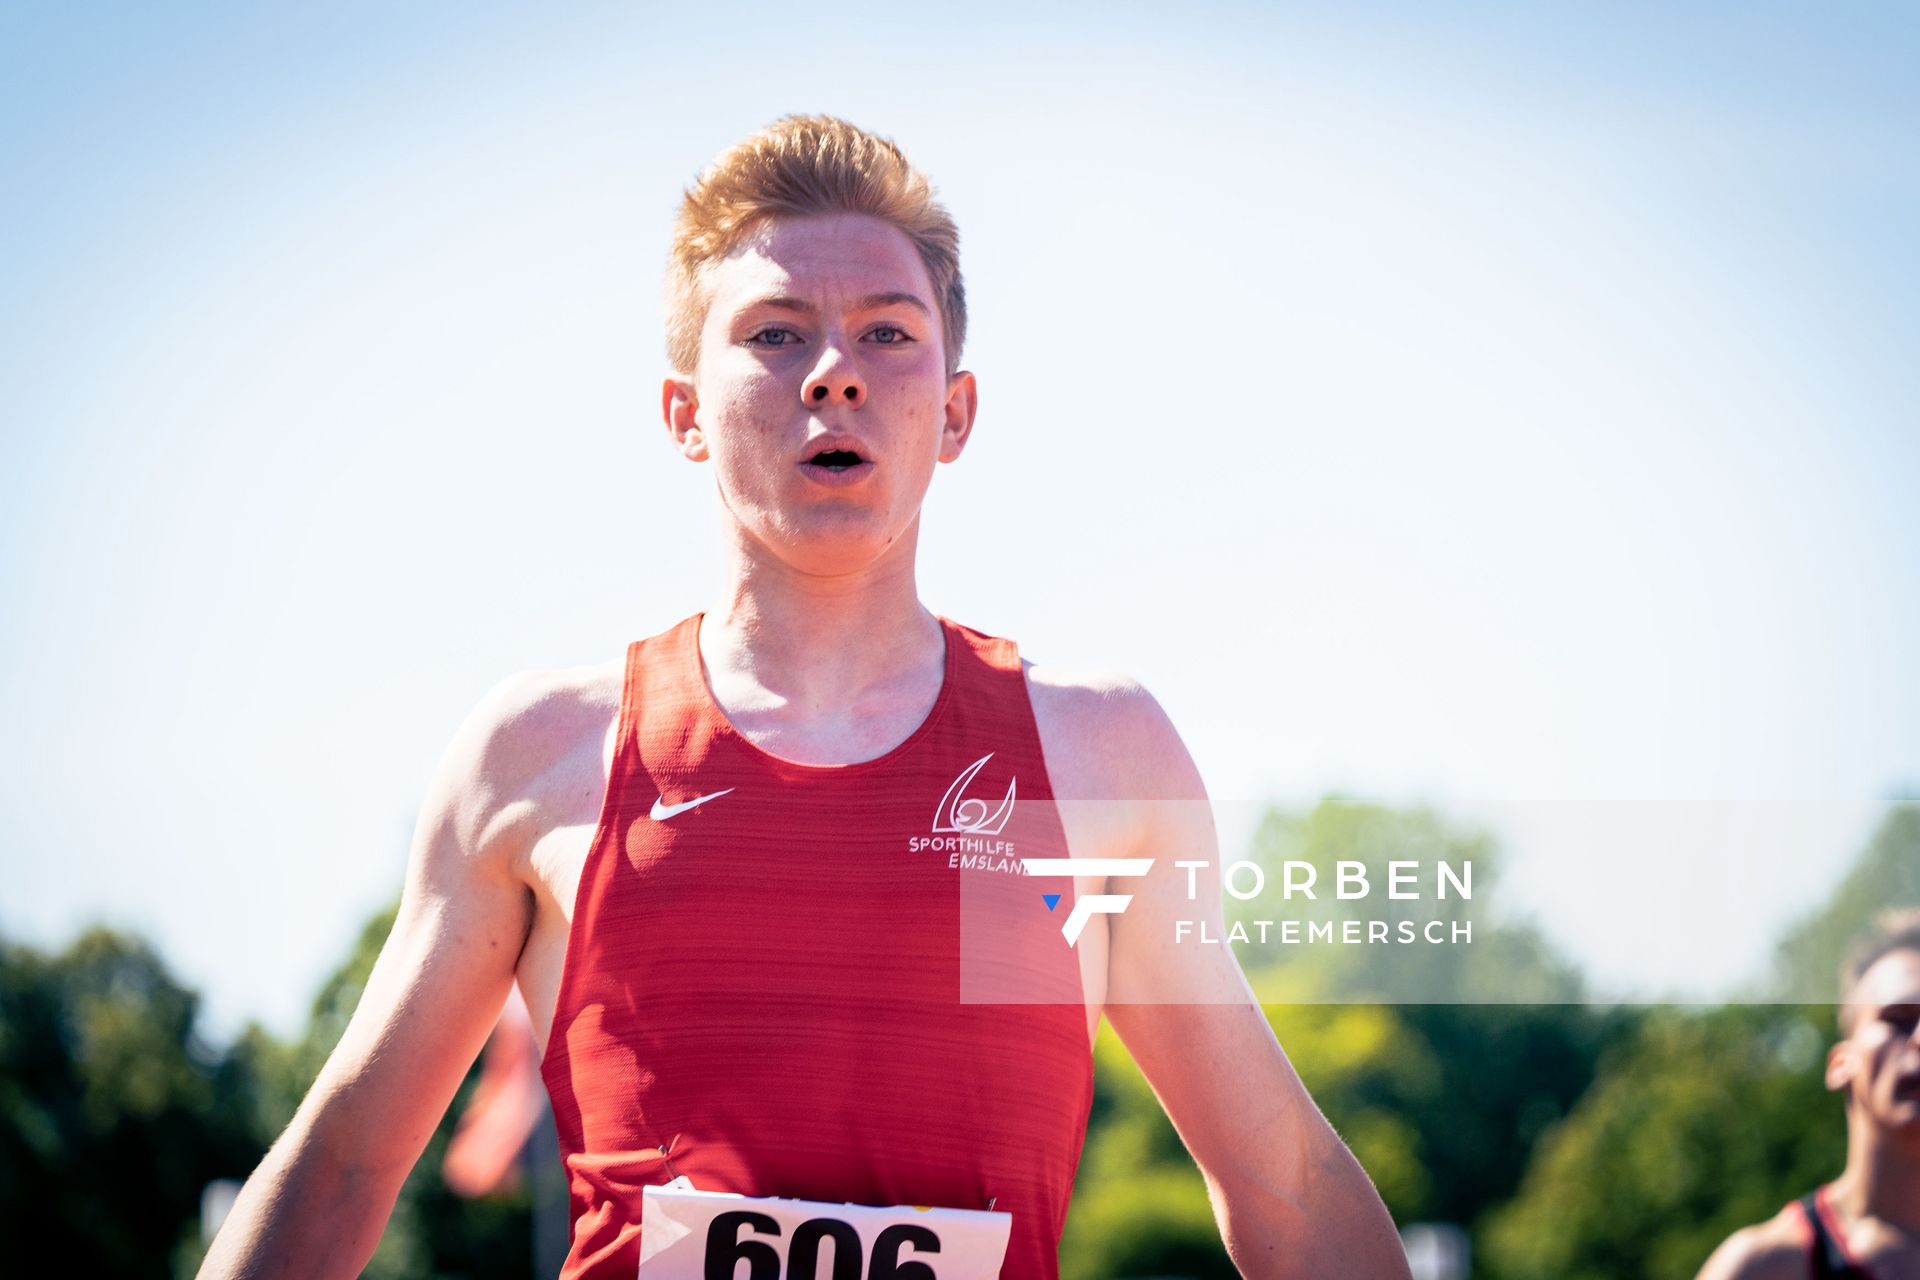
[802,350,865,410]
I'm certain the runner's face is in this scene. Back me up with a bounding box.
[665,213,976,576]
[1832,950,1920,1132]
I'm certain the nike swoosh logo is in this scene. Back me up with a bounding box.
[650,788,735,821]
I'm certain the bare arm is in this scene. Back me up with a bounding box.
[1695,1217,1808,1280]
[1096,685,1411,1280]
[198,675,552,1279]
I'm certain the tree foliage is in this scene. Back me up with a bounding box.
[1479,1005,1842,1280]
[0,927,267,1276]
[1479,804,1917,1280]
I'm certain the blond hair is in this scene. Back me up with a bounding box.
[665,114,967,379]
[1839,907,1920,1034]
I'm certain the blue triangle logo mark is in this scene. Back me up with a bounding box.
[1042,894,1062,912]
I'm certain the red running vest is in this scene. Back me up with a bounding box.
[540,613,1096,1278]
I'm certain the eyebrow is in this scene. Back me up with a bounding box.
[746,291,932,317]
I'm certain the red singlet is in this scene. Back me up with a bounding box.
[541,613,1095,1278]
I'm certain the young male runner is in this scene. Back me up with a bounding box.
[199,115,1408,1279]
[1697,911,1920,1280]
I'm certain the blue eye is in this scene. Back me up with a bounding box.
[749,328,798,347]
[868,326,910,344]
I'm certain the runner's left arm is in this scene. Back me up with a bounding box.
[1098,687,1411,1280]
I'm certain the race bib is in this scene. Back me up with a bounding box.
[637,1178,1011,1279]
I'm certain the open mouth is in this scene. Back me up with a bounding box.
[806,449,866,472]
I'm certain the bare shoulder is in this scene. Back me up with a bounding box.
[1022,660,1199,796]
[1695,1206,1809,1280]
[431,658,626,868]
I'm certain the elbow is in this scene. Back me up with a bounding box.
[1206,1133,1412,1280]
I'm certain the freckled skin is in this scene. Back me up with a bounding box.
[665,213,972,584]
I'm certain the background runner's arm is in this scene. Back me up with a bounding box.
[1099,687,1413,1280]
[1694,1219,1813,1280]
[197,677,544,1280]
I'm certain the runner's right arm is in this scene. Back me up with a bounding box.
[197,674,552,1280]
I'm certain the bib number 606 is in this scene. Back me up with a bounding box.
[704,1211,940,1280]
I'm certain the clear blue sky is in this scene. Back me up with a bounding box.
[3,3,1916,1037]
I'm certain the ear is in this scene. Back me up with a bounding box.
[663,373,707,462]
[1827,1039,1855,1094]
[938,369,978,464]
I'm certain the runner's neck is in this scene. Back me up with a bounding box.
[1831,1136,1920,1240]
[696,598,948,751]
[705,505,937,693]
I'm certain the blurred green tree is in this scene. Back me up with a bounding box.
[0,926,267,1276]
[1479,801,1920,1279]
[1477,1004,1841,1280]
